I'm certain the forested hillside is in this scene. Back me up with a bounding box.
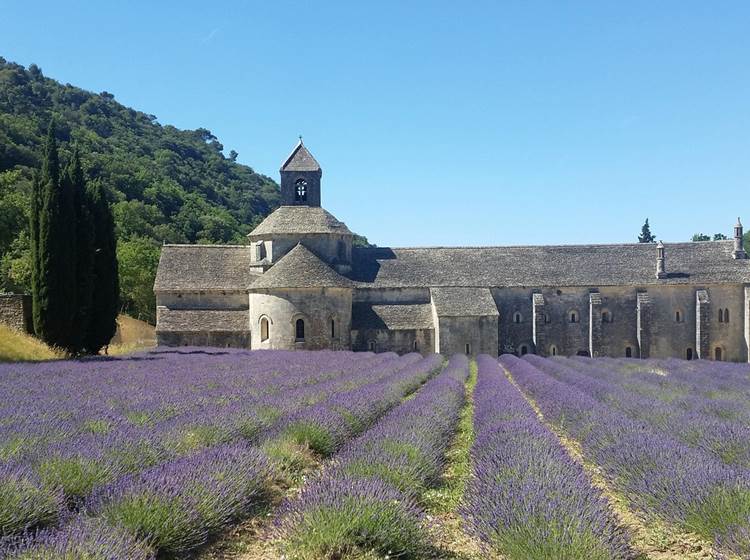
[0,57,281,322]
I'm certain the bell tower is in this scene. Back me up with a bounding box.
[280,138,322,207]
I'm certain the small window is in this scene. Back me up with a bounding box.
[337,240,346,261]
[465,343,471,355]
[549,345,557,356]
[602,311,611,323]
[570,311,578,324]
[513,312,522,324]
[724,308,730,323]
[295,318,305,341]
[686,348,693,360]
[330,318,336,339]
[368,340,376,352]
[294,178,308,202]
[260,317,270,342]
[625,346,632,358]
[544,313,551,324]
[413,340,419,351]
[675,311,682,323]
[520,345,528,356]
[715,347,723,361]
[718,309,724,323]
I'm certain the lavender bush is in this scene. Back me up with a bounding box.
[274,355,469,559]
[504,354,750,557]
[462,355,632,560]
[0,516,154,560]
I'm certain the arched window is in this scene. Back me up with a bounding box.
[549,345,557,356]
[368,340,376,352]
[724,308,730,323]
[570,311,578,323]
[714,347,723,361]
[675,310,682,323]
[330,318,336,339]
[260,317,270,342]
[513,312,522,324]
[294,178,308,202]
[520,345,528,356]
[413,340,419,351]
[686,348,693,360]
[625,346,632,358]
[465,343,471,355]
[718,309,724,323]
[601,311,611,323]
[295,318,305,341]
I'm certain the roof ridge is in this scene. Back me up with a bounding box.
[163,243,250,248]
[355,240,735,251]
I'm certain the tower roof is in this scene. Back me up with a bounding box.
[280,140,321,172]
[248,243,354,290]
[248,206,352,238]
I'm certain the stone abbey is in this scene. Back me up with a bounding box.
[154,141,750,361]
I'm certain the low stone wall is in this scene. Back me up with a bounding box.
[0,294,32,333]
[157,330,251,348]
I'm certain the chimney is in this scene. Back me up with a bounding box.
[733,217,747,259]
[656,241,667,279]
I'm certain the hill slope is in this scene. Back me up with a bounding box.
[0,57,281,322]
[0,324,62,361]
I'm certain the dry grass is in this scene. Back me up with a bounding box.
[0,324,63,362]
[501,363,731,560]
[109,314,156,355]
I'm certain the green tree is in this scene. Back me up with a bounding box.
[638,219,655,243]
[67,148,95,353]
[692,233,711,241]
[85,180,119,353]
[117,237,160,323]
[33,122,77,349]
[713,233,728,241]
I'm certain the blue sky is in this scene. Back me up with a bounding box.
[3,1,749,247]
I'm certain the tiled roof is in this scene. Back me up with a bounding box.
[350,241,750,288]
[156,308,249,332]
[431,287,498,316]
[248,244,355,290]
[248,206,352,238]
[352,303,434,330]
[154,245,257,292]
[280,141,321,172]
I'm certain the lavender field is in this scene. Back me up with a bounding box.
[0,348,748,559]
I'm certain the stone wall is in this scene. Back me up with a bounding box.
[435,315,498,356]
[156,331,250,348]
[350,327,434,354]
[0,294,32,333]
[249,287,352,351]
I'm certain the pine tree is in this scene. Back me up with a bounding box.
[67,148,95,353]
[638,218,655,243]
[85,180,119,354]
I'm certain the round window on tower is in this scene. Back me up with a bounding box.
[295,178,308,202]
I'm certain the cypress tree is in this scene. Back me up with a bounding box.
[68,148,95,353]
[30,172,42,336]
[638,218,655,243]
[85,180,119,354]
[34,121,77,350]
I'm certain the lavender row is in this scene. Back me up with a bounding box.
[528,355,750,468]
[461,355,631,559]
[0,354,439,556]
[504,354,750,557]
[0,351,421,540]
[273,354,470,558]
